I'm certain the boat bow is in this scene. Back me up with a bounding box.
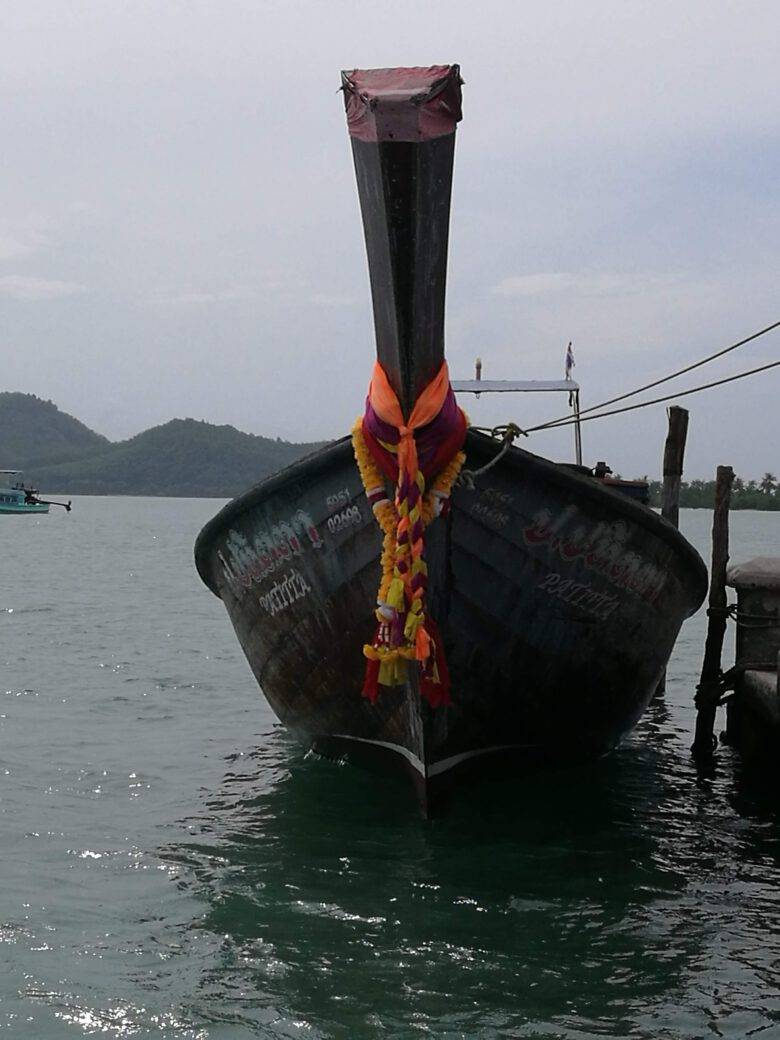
[342,65,462,418]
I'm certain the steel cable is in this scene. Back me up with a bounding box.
[537,318,780,431]
[525,357,780,433]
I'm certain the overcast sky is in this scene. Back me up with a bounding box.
[2,1,778,478]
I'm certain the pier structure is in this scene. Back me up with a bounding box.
[692,469,780,778]
[724,558,780,771]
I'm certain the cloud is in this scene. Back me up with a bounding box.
[163,285,257,305]
[0,224,50,263]
[0,235,35,262]
[492,272,685,299]
[0,275,87,300]
[152,278,302,306]
[310,292,358,308]
[0,210,58,263]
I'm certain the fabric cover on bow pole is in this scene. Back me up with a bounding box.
[352,359,467,707]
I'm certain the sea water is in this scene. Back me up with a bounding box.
[1,499,779,1038]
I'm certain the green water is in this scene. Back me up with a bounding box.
[2,500,779,1038]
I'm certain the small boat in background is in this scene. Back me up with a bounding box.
[195,65,707,812]
[0,471,71,515]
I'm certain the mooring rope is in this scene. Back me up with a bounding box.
[707,604,780,629]
[458,423,526,490]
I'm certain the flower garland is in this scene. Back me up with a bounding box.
[352,417,466,706]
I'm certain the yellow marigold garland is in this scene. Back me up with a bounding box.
[351,418,466,695]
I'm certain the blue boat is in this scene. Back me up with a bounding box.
[0,471,71,515]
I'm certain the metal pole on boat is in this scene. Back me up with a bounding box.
[572,389,583,466]
[693,464,734,755]
[34,498,72,512]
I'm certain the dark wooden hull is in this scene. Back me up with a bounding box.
[195,431,707,811]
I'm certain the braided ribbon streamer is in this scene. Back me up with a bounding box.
[353,361,467,707]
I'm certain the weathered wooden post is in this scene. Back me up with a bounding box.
[693,464,734,754]
[655,406,689,694]
[661,406,689,529]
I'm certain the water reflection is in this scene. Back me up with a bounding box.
[160,712,779,1038]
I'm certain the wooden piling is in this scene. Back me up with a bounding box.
[655,406,689,695]
[693,464,734,755]
[661,406,689,529]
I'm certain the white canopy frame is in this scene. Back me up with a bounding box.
[451,370,583,466]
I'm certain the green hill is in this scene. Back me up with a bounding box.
[2,396,325,497]
[30,418,324,497]
[0,392,110,469]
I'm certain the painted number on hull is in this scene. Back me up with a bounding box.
[327,505,362,534]
[326,488,352,510]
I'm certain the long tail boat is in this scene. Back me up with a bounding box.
[0,471,71,515]
[195,66,707,812]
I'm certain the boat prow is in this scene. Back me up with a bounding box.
[195,433,706,811]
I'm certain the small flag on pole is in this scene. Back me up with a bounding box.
[565,341,575,380]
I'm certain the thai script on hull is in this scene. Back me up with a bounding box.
[217,509,322,597]
[523,506,667,603]
[537,572,620,620]
[259,569,312,617]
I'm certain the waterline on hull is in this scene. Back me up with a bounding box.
[329,733,540,779]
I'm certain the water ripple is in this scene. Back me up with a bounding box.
[1,500,778,1038]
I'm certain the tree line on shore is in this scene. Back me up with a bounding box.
[644,473,780,510]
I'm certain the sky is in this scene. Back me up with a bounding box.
[1,0,778,479]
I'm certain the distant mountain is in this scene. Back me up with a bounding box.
[0,392,110,469]
[2,395,325,497]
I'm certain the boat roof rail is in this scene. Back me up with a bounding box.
[451,373,584,466]
[451,379,579,393]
